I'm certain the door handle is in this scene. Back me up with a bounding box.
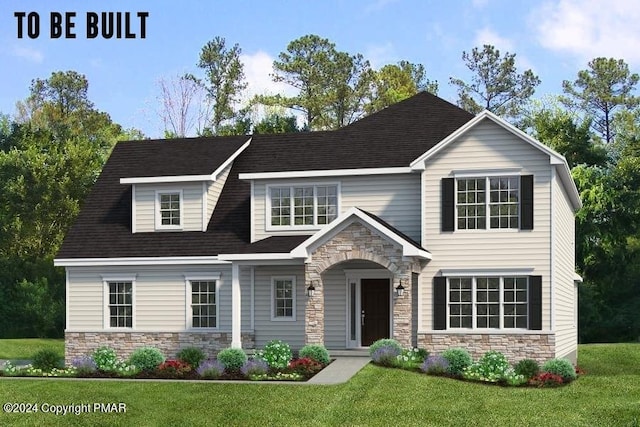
[361,310,365,326]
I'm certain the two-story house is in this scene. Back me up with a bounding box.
[55,92,582,363]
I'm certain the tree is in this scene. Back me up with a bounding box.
[365,61,438,114]
[190,36,247,135]
[253,112,301,134]
[156,73,212,138]
[562,57,639,144]
[449,45,540,118]
[522,101,607,168]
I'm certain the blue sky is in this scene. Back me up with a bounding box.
[1,0,639,138]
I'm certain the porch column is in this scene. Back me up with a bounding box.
[304,264,324,344]
[392,267,413,348]
[231,262,242,348]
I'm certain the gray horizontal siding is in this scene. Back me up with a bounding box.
[135,183,204,232]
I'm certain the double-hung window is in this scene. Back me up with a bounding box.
[447,276,528,329]
[456,176,519,230]
[272,277,296,320]
[105,280,134,328]
[190,280,217,328]
[269,184,338,228]
[156,190,182,230]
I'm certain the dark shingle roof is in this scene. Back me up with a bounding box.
[56,92,473,259]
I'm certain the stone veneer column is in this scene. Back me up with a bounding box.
[304,263,324,344]
[392,267,414,348]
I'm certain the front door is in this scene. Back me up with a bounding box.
[360,279,390,346]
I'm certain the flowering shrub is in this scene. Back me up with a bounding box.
[463,351,512,383]
[542,358,577,382]
[396,348,428,368]
[529,372,564,387]
[250,371,303,381]
[241,358,269,378]
[299,344,330,365]
[217,348,247,372]
[24,366,77,377]
[368,339,402,357]
[197,360,225,379]
[129,347,165,372]
[441,348,473,376]
[514,359,540,379]
[1,361,20,376]
[420,355,449,375]
[371,345,402,367]
[31,349,63,371]
[255,340,292,370]
[157,359,192,377]
[92,347,118,372]
[288,357,323,376]
[71,355,97,375]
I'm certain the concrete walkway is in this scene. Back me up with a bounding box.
[307,357,370,385]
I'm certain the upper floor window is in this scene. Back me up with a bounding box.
[269,184,338,228]
[156,190,182,230]
[456,176,519,230]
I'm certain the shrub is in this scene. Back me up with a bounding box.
[129,347,165,372]
[241,358,269,377]
[71,355,97,375]
[299,344,330,365]
[441,348,473,376]
[31,349,63,371]
[371,345,402,367]
[463,350,511,383]
[177,347,206,369]
[514,359,540,379]
[288,357,323,376]
[217,348,247,372]
[529,372,564,387]
[92,347,118,372]
[420,354,449,375]
[368,339,402,357]
[256,340,292,370]
[396,348,429,368]
[157,359,192,377]
[542,358,577,382]
[197,360,225,379]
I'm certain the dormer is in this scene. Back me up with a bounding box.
[119,137,250,233]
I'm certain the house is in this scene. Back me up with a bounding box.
[54,92,582,364]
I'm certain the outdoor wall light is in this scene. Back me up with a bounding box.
[395,280,406,297]
[306,281,317,297]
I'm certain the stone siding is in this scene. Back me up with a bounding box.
[418,332,555,363]
[304,221,422,348]
[65,331,255,364]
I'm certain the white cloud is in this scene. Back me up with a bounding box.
[364,42,397,69]
[240,50,295,101]
[532,0,640,65]
[474,27,514,52]
[11,45,43,63]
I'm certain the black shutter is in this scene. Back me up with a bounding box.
[521,175,534,230]
[441,178,454,232]
[529,275,542,330]
[433,276,447,330]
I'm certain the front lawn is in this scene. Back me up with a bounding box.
[0,344,639,426]
[0,339,64,360]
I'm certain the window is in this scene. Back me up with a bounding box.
[456,176,519,230]
[108,281,133,328]
[447,276,528,329]
[156,191,182,229]
[269,184,338,228]
[190,280,217,328]
[272,277,296,320]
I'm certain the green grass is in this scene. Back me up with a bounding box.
[1,344,639,426]
[0,339,64,360]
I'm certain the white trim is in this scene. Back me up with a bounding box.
[344,272,393,348]
[271,275,296,322]
[54,256,228,267]
[452,168,522,178]
[201,182,207,232]
[131,184,137,234]
[265,182,341,232]
[154,189,184,231]
[185,275,221,330]
[231,263,242,348]
[440,268,534,277]
[550,167,556,331]
[102,276,137,330]
[573,272,583,282]
[65,269,70,330]
[410,110,581,210]
[422,329,554,335]
[120,138,251,184]
[219,253,296,261]
[454,175,521,231]
[250,267,255,330]
[240,167,413,180]
[250,180,255,242]
[343,269,394,278]
[291,207,431,260]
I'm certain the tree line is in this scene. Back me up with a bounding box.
[0,34,638,343]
